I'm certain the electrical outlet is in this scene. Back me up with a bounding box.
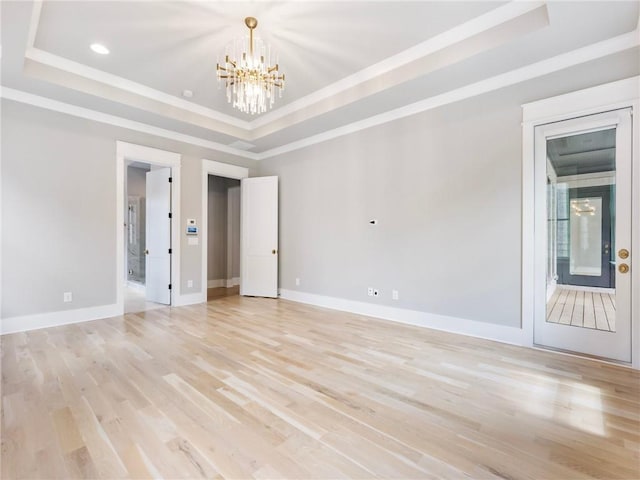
[63,292,72,303]
[367,287,374,296]
[392,290,399,300]
[373,289,379,297]
[187,280,193,288]
[295,278,300,286]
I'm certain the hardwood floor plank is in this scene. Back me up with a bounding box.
[2,296,639,479]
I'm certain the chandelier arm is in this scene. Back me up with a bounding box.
[216,16,284,115]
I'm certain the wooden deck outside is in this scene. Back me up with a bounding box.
[546,287,615,332]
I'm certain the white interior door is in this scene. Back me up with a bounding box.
[145,167,172,304]
[241,176,278,298]
[534,109,632,362]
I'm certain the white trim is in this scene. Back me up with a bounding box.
[174,292,205,307]
[521,76,640,368]
[1,304,120,335]
[0,88,257,160]
[3,30,638,162]
[255,31,639,160]
[201,160,249,304]
[117,141,182,315]
[23,1,545,136]
[25,47,249,130]
[250,1,547,129]
[522,76,640,123]
[279,289,524,346]
[207,278,240,289]
[26,1,43,49]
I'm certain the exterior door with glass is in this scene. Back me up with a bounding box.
[534,109,632,363]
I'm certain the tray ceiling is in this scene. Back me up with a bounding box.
[1,1,639,160]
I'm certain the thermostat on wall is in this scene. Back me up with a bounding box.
[186,226,198,235]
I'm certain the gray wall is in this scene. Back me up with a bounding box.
[259,95,522,326]
[258,51,639,328]
[1,48,636,325]
[207,176,240,283]
[2,105,116,317]
[1,100,256,319]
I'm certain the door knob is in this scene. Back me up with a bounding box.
[619,248,630,259]
[145,249,149,255]
[272,249,277,255]
[619,264,629,274]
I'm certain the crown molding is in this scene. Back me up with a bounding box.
[23,0,548,141]
[24,47,250,132]
[254,30,640,161]
[0,86,258,160]
[249,1,548,130]
[3,28,638,162]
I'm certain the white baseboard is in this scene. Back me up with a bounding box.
[174,292,205,307]
[1,303,120,335]
[279,289,525,346]
[208,277,240,288]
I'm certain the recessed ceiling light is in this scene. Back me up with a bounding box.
[90,43,110,55]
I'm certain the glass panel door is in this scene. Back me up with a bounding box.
[534,109,632,362]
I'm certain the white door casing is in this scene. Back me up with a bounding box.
[533,109,632,362]
[145,167,172,304]
[241,176,278,298]
[199,159,249,304]
[521,76,639,368]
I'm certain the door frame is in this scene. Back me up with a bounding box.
[522,76,640,368]
[200,159,249,303]
[116,141,182,314]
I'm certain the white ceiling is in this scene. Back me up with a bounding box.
[1,1,639,160]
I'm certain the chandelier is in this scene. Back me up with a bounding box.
[216,17,285,115]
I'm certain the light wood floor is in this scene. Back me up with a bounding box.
[2,297,638,479]
[547,287,616,332]
[207,285,240,301]
[124,287,167,315]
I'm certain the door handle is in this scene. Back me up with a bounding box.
[619,248,629,259]
[145,249,149,255]
[272,249,278,255]
[619,264,629,274]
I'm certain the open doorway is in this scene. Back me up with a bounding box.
[124,162,172,313]
[200,159,248,303]
[117,142,181,315]
[207,175,241,300]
